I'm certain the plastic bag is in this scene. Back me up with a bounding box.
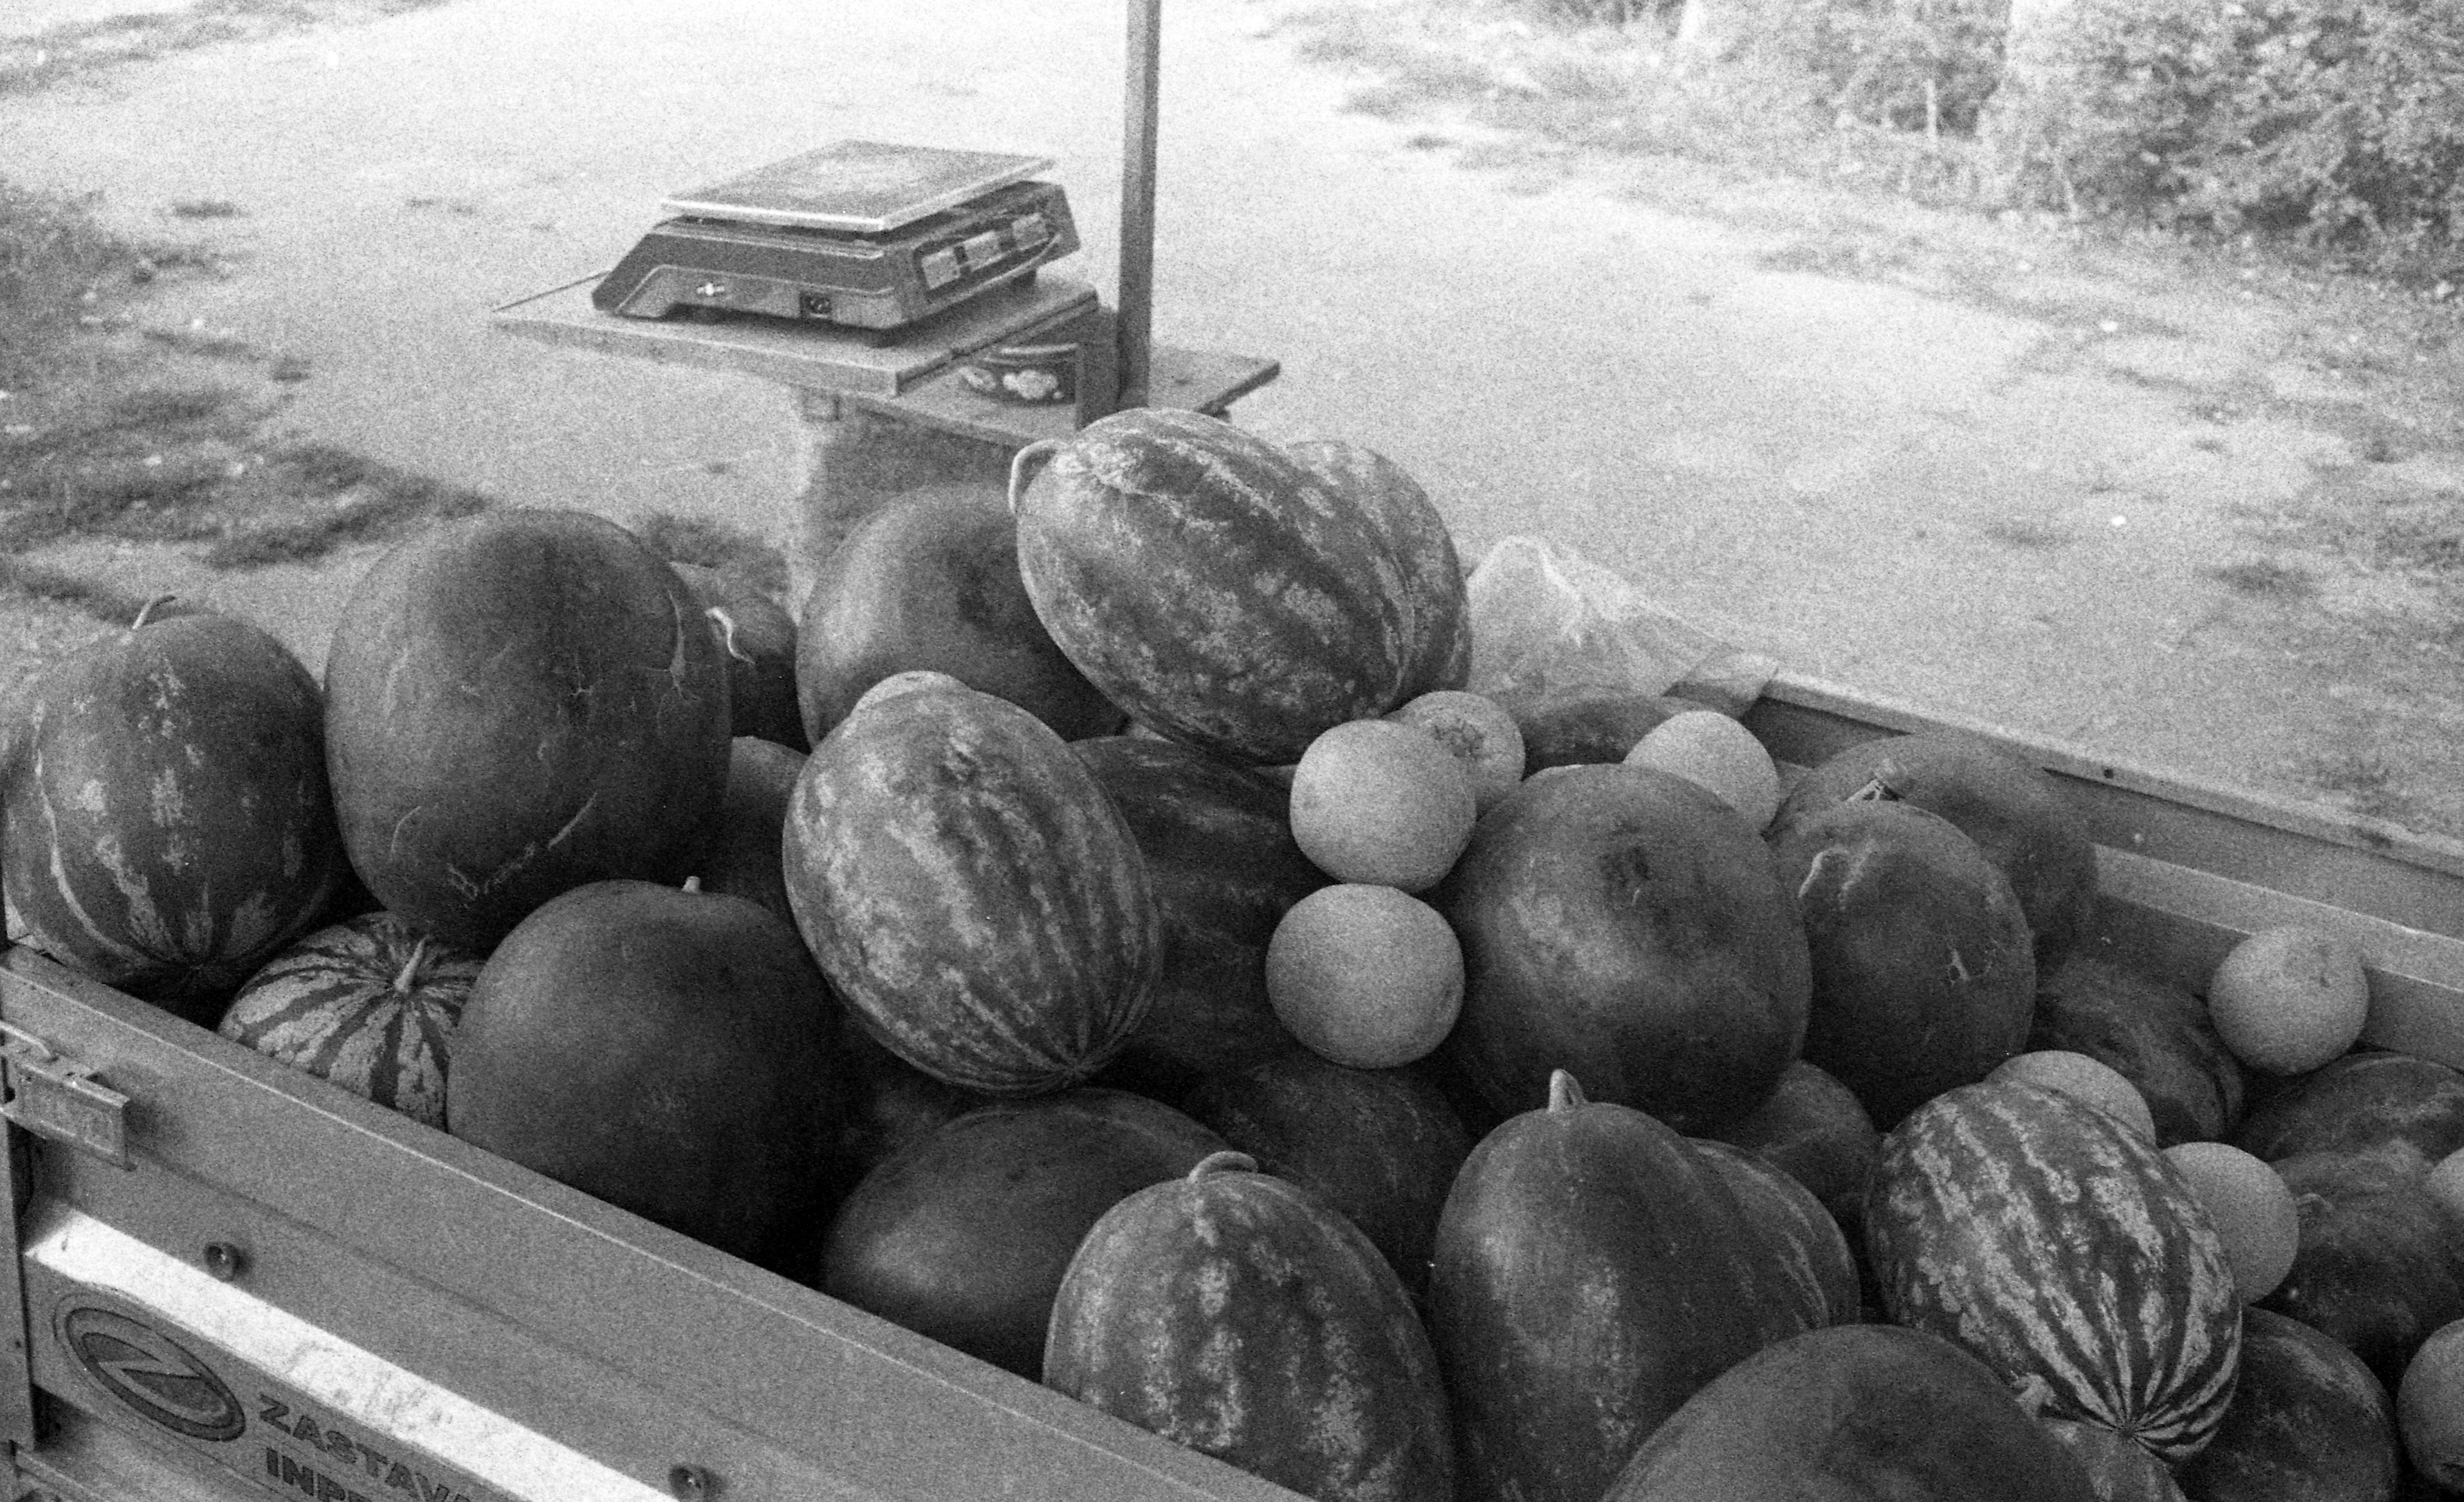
[1463,535,1778,718]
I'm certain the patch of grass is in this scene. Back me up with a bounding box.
[629,509,792,601]
[140,325,262,360]
[203,444,493,567]
[169,199,245,220]
[0,554,157,623]
[0,0,461,97]
[2206,558,2319,599]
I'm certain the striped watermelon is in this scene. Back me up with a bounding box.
[1864,1079,2243,1464]
[1045,1150,1456,1502]
[1,610,348,1014]
[1283,438,1472,700]
[781,682,1159,1095]
[1009,408,1424,766]
[218,910,483,1128]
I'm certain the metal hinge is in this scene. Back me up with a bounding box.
[0,1024,130,1170]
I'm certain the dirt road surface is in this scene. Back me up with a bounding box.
[6,0,2462,836]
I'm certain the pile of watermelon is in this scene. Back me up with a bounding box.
[3,406,2461,1502]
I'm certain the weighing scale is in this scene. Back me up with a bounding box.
[590,142,1082,332]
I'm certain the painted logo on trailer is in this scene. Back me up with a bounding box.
[60,1304,247,1442]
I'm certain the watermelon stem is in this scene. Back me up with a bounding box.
[1548,1069,1588,1112]
[1189,1149,1259,1181]
[1005,439,1062,516]
[130,594,179,630]
[391,937,430,994]
[706,607,754,666]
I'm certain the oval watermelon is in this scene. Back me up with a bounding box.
[1011,408,1419,766]
[1430,1071,1828,1502]
[2,610,348,1013]
[1865,1079,2243,1464]
[1045,1150,1456,1502]
[782,682,1159,1095]
[1283,437,1471,700]
[218,910,484,1128]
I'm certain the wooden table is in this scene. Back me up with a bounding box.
[493,273,1280,594]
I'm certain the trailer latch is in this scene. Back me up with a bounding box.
[0,1022,131,1169]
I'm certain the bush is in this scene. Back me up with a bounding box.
[2016,0,2464,257]
[1772,0,2013,134]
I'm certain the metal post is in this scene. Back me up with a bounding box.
[1117,0,1160,411]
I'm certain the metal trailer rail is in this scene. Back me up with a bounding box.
[0,671,2456,1502]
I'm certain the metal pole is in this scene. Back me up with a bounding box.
[1117,0,1160,410]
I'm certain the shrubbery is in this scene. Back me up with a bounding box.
[2025,0,2464,257]
[1521,0,2464,268]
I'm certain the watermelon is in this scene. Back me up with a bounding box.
[822,1088,1224,1379]
[2260,1146,2464,1387]
[1045,1150,1456,1502]
[1429,1071,1830,1502]
[671,562,807,753]
[781,682,1159,1095]
[2176,1306,2402,1502]
[1768,797,2038,1128]
[1436,762,1811,1131]
[323,509,733,950]
[1865,1079,2243,1464]
[1602,1324,2103,1502]
[1688,1137,1862,1329]
[1070,734,1328,1096]
[217,910,484,1128]
[1697,1058,1882,1242]
[1769,730,2098,973]
[1283,437,1472,699]
[1178,1049,1474,1297]
[1009,407,1424,766]
[2032,954,2247,1147]
[1,609,348,1014]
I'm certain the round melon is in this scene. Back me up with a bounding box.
[1045,1151,1456,1502]
[217,910,484,1128]
[1769,798,2038,1128]
[1770,730,2098,972]
[781,682,1159,1095]
[1,610,348,1013]
[793,489,1120,746]
[1864,1079,2244,1464]
[1436,762,1811,1131]
[821,1088,1224,1379]
[1602,1324,2103,1502]
[323,509,733,951]
[1010,407,1420,766]
[1430,1071,1831,1502]
[446,879,843,1274]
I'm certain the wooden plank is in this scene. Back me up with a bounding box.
[0,952,1305,1502]
[841,340,1279,450]
[490,274,1099,399]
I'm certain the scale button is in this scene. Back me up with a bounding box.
[962,230,1005,267]
[1012,213,1049,245]
[921,249,961,289]
[695,280,728,300]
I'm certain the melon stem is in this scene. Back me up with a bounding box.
[1548,1069,1588,1113]
[1005,439,1062,516]
[391,937,430,994]
[706,607,754,665]
[1189,1150,1258,1181]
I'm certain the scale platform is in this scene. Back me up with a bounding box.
[493,273,1279,445]
[594,143,1080,331]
